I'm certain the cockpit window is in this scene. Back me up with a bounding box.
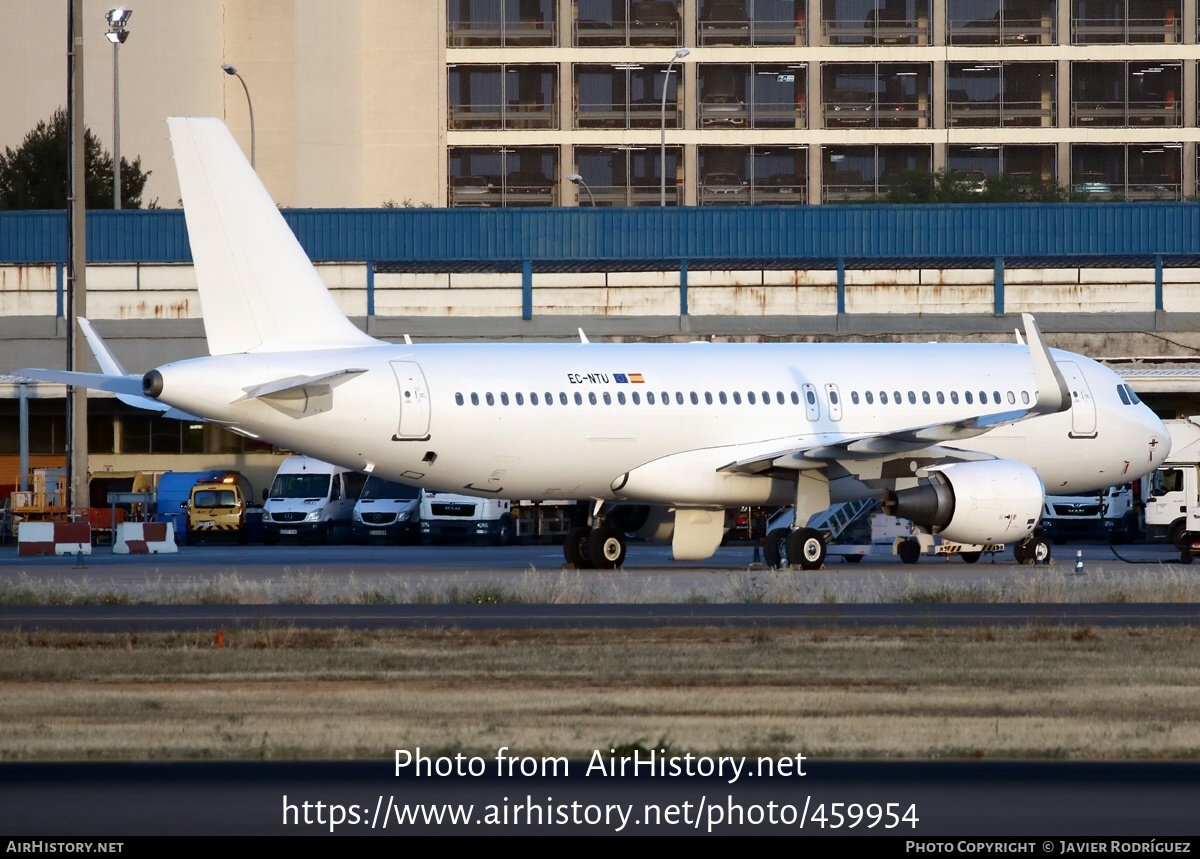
[1117,385,1130,405]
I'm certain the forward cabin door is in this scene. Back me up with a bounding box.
[1059,361,1097,438]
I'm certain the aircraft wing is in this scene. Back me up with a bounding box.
[721,313,1071,475]
[718,413,1021,474]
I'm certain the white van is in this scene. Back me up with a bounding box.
[352,476,421,544]
[262,456,366,545]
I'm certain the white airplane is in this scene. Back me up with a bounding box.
[17,117,1170,569]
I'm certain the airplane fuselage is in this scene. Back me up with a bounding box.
[149,340,1168,506]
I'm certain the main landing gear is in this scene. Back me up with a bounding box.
[564,524,627,570]
[1013,530,1051,565]
[763,527,827,571]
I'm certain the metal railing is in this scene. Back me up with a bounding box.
[947,99,1055,128]
[824,101,929,129]
[1071,99,1182,127]
[822,17,928,45]
[696,17,805,45]
[575,102,681,129]
[1071,17,1182,44]
[947,16,1054,45]
[446,20,557,47]
[699,100,805,129]
[448,104,558,131]
[572,20,681,47]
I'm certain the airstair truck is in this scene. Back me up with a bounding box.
[763,500,1003,567]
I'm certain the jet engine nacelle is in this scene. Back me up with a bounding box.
[883,460,1044,545]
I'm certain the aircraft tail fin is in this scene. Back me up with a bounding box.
[167,117,377,356]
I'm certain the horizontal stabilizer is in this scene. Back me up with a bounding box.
[13,368,144,396]
[13,367,204,420]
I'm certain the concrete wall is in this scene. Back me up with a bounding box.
[0,261,1177,325]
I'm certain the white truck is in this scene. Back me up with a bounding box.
[1144,417,1200,550]
[418,491,585,545]
[1040,481,1145,545]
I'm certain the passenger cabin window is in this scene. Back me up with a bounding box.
[455,393,464,405]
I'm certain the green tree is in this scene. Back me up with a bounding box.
[876,168,1072,204]
[0,108,151,210]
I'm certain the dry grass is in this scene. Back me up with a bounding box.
[3,565,1200,605]
[2,626,1200,761]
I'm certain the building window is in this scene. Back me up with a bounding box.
[573,145,684,206]
[698,0,807,46]
[698,146,807,205]
[1072,0,1181,44]
[947,144,1058,188]
[821,144,932,203]
[574,0,682,47]
[946,63,1056,128]
[823,63,932,130]
[822,0,930,46]
[449,146,560,207]
[447,0,557,47]
[947,0,1056,46]
[574,63,682,130]
[1071,61,1182,128]
[1072,143,1182,201]
[448,65,558,131]
[698,63,807,129]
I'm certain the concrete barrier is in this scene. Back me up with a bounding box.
[17,521,92,556]
[112,521,178,554]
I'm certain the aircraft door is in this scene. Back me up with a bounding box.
[801,383,821,422]
[391,361,431,440]
[1059,361,1097,438]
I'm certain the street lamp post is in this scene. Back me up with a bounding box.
[221,64,256,169]
[567,173,596,207]
[105,8,132,210]
[660,47,689,207]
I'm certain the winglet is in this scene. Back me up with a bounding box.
[1023,313,1071,415]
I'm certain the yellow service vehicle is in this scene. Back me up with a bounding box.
[186,473,255,544]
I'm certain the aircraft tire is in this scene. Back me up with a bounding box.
[843,554,864,563]
[898,538,921,565]
[764,528,789,569]
[587,526,627,569]
[787,528,826,571]
[1016,532,1051,565]
[961,551,981,564]
[564,526,594,569]
[1181,549,1194,566]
